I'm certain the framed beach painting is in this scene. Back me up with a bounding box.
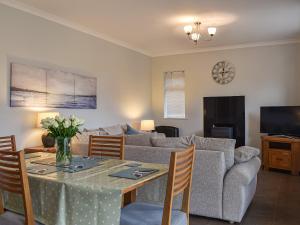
[10,62,97,109]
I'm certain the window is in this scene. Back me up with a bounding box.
[164,71,186,119]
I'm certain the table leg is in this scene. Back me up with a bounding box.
[123,189,136,207]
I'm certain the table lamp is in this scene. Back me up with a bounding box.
[37,112,59,147]
[141,120,155,132]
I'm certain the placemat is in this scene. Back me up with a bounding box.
[126,163,142,167]
[30,156,107,173]
[31,156,105,167]
[62,160,100,173]
[109,167,159,180]
[27,165,62,175]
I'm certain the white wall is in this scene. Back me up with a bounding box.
[0,4,152,149]
[152,44,300,147]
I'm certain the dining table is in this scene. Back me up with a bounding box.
[3,153,169,225]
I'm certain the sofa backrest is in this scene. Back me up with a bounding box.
[194,136,236,170]
[124,145,226,218]
[151,136,194,148]
[125,133,166,146]
[73,131,235,170]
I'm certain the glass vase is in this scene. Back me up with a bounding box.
[55,137,72,166]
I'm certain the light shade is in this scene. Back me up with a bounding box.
[140,120,155,131]
[36,112,59,128]
[191,33,200,41]
[208,27,217,36]
[184,25,193,34]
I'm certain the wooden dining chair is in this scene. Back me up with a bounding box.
[88,135,125,160]
[120,144,196,225]
[0,135,17,152]
[0,150,42,225]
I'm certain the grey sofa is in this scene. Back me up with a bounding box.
[72,133,261,223]
[123,135,261,223]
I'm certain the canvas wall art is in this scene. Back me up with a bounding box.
[10,63,97,109]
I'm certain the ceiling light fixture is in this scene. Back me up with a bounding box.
[184,22,216,44]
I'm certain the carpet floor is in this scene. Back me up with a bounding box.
[190,170,300,225]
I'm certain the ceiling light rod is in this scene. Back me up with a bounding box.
[184,21,216,44]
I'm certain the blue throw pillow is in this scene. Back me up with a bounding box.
[126,124,140,135]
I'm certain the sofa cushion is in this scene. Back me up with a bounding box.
[234,146,260,164]
[83,128,108,135]
[125,134,152,146]
[125,133,165,146]
[75,130,100,144]
[103,124,124,135]
[151,136,193,148]
[194,136,236,170]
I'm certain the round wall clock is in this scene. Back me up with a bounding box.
[212,61,235,85]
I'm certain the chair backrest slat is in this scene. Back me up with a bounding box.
[0,135,34,225]
[88,135,124,160]
[162,145,195,225]
[0,136,16,152]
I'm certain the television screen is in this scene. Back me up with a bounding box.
[260,106,300,136]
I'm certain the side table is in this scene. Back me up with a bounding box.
[24,146,56,154]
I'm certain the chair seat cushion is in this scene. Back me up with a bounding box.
[0,211,43,225]
[120,202,187,225]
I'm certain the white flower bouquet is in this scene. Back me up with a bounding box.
[41,115,84,138]
[41,115,85,165]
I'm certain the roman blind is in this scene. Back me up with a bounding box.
[164,71,186,119]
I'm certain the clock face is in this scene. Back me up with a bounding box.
[212,61,235,85]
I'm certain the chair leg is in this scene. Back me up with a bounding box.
[0,193,4,214]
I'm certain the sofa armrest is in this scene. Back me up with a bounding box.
[225,156,261,186]
[223,157,261,222]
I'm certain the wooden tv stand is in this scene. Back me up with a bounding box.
[261,135,300,175]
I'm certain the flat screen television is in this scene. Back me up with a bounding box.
[260,106,300,136]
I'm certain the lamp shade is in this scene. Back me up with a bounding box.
[141,120,155,131]
[37,112,59,128]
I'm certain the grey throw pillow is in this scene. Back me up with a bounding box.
[75,131,100,144]
[83,128,100,132]
[234,146,260,164]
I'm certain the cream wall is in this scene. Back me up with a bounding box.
[152,44,300,147]
[297,44,300,92]
[1,4,299,149]
[0,4,152,149]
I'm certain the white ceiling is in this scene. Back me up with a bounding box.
[1,0,300,56]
